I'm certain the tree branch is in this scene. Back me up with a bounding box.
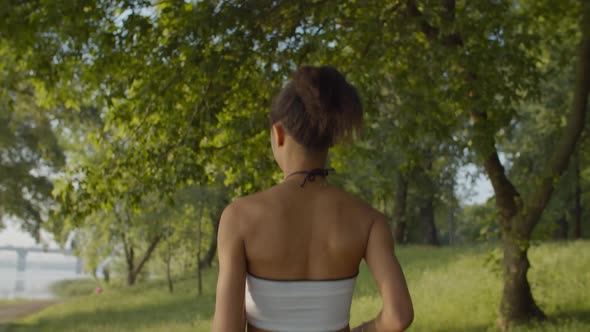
[481,141,522,223]
[133,235,162,276]
[406,0,463,47]
[113,207,133,268]
[469,105,522,225]
[360,2,403,58]
[522,5,590,234]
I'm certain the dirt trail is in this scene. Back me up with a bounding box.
[0,300,58,330]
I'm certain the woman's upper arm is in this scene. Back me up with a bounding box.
[364,214,414,331]
[213,203,247,332]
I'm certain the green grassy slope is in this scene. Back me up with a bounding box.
[8,241,590,332]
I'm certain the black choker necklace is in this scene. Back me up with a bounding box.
[284,168,334,188]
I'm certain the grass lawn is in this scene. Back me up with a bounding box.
[6,241,590,332]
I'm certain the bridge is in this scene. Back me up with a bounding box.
[0,246,83,274]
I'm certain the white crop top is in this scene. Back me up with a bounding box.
[245,272,357,332]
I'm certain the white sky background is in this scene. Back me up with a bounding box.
[456,163,495,205]
[0,222,58,248]
[0,221,61,261]
[0,164,495,249]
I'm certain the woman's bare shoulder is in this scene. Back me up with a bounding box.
[223,185,282,219]
[328,185,385,222]
[232,185,282,205]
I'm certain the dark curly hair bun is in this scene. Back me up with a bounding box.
[270,66,363,149]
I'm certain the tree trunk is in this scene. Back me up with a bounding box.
[448,190,455,245]
[416,158,439,246]
[197,205,203,296]
[118,212,137,287]
[125,242,136,286]
[420,193,439,246]
[393,172,409,243]
[476,123,547,327]
[554,215,568,240]
[198,208,222,268]
[199,227,217,268]
[198,198,230,268]
[499,232,544,328]
[126,236,162,287]
[574,155,582,239]
[126,250,136,286]
[166,223,174,293]
[127,272,137,286]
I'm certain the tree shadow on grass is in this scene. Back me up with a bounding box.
[547,309,590,326]
[13,294,215,332]
[552,309,590,322]
[2,323,28,332]
[431,309,590,332]
[434,324,492,332]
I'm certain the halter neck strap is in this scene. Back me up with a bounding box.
[284,168,334,188]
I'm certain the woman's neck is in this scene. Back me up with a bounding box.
[283,161,326,176]
[281,151,328,177]
[279,139,328,177]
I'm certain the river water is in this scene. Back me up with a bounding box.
[0,252,85,300]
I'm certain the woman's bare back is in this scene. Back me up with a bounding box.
[238,178,375,282]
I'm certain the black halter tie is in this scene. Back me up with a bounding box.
[285,168,334,188]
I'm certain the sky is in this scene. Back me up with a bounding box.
[0,223,58,248]
[0,221,62,262]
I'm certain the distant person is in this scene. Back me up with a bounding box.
[213,66,413,332]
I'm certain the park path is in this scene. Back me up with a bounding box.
[0,300,58,330]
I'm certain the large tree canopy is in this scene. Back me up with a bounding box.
[3,0,545,212]
[0,41,65,236]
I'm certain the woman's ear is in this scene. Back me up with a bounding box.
[273,123,285,147]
